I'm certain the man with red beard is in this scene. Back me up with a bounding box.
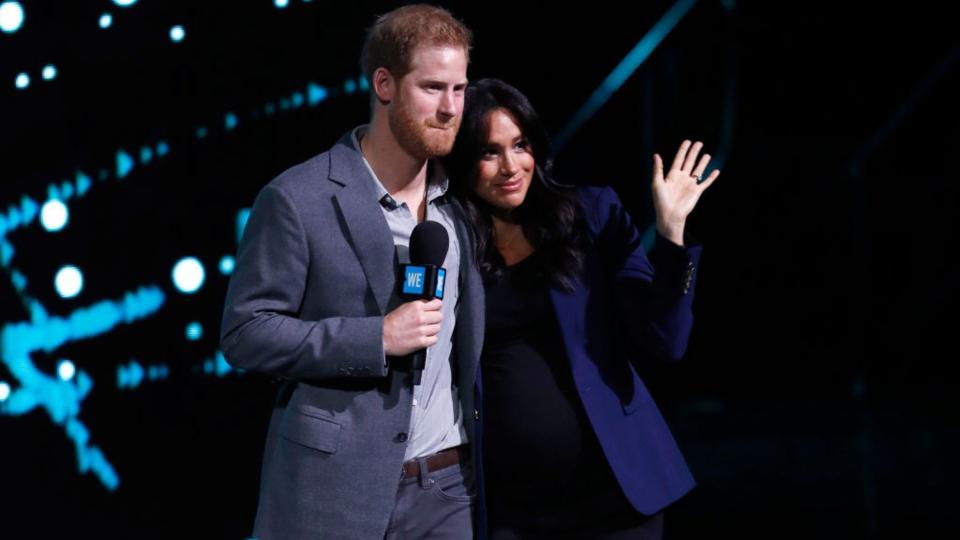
[220,5,484,539]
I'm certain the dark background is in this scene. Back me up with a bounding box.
[1,1,957,538]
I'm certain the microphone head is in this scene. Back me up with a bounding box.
[409,221,449,266]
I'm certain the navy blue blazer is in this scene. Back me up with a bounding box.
[474,185,699,521]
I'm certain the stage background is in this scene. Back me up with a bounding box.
[2,1,957,538]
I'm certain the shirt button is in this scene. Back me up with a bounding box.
[395,432,409,443]
[474,409,480,421]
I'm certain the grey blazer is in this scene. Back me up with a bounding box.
[220,131,484,540]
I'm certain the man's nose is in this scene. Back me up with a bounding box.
[437,89,457,118]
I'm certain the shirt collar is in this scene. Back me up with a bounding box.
[351,125,450,210]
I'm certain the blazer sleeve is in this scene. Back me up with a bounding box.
[587,186,703,362]
[219,184,389,380]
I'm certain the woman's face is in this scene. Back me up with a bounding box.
[472,108,535,212]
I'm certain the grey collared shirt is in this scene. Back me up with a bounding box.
[351,126,467,461]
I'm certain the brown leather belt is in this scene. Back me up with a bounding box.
[401,445,466,479]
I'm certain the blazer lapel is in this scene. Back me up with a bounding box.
[449,199,482,386]
[328,135,396,314]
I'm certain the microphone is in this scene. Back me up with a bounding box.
[399,221,449,385]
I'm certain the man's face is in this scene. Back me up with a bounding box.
[388,45,468,159]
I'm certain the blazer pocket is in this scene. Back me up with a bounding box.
[280,409,342,454]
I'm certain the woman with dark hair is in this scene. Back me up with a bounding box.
[444,78,719,539]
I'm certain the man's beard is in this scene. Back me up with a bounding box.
[389,102,460,159]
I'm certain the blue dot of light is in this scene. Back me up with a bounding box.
[58,360,76,381]
[40,199,69,232]
[55,265,84,298]
[172,257,205,294]
[0,2,25,34]
[219,255,235,275]
[169,25,185,43]
[186,322,203,341]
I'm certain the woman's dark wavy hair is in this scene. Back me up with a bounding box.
[443,78,585,291]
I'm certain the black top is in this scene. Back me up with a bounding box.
[481,252,642,533]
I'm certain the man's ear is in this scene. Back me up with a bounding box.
[372,67,395,105]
